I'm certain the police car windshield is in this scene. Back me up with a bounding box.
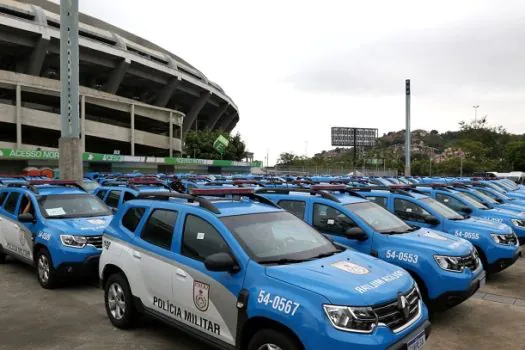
[82,182,100,192]
[456,192,489,209]
[221,211,339,264]
[466,190,498,205]
[38,194,112,219]
[484,182,506,194]
[344,201,412,234]
[419,197,463,220]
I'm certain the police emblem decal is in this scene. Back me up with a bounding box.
[331,261,369,275]
[193,281,210,312]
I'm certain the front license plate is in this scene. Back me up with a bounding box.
[407,331,426,350]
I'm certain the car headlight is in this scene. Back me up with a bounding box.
[491,233,515,245]
[60,234,87,248]
[434,255,464,272]
[511,219,525,227]
[323,305,377,333]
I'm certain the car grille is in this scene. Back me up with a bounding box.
[458,251,480,271]
[86,236,103,249]
[372,286,420,332]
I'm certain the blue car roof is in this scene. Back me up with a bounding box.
[34,186,87,196]
[366,189,430,200]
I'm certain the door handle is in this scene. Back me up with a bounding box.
[132,251,142,259]
[176,268,187,278]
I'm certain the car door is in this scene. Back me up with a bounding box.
[104,190,122,209]
[393,198,436,229]
[311,202,372,253]
[173,209,246,347]
[131,207,179,308]
[0,191,33,261]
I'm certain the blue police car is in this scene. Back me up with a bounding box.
[360,185,520,274]
[0,180,113,288]
[93,177,171,210]
[416,184,525,245]
[100,187,430,350]
[257,185,484,310]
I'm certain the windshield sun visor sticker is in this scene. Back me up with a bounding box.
[46,207,66,216]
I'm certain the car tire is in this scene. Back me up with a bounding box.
[248,328,302,350]
[35,248,59,289]
[104,273,137,329]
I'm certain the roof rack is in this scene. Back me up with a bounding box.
[136,188,280,214]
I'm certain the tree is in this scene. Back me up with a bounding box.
[504,141,525,170]
[277,152,298,165]
[183,130,247,161]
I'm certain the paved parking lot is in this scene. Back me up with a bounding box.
[1,257,525,350]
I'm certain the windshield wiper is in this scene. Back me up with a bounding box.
[306,250,341,260]
[258,258,307,265]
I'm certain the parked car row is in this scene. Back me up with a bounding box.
[0,174,523,350]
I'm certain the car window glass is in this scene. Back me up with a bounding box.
[0,192,8,206]
[18,195,35,216]
[435,194,465,212]
[394,199,431,223]
[105,190,121,208]
[123,191,136,202]
[313,203,357,235]
[278,200,306,219]
[366,196,388,209]
[182,215,230,261]
[96,189,107,200]
[122,207,146,233]
[141,209,178,249]
[4,192,20,214]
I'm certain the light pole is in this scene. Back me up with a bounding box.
[473,105,479,127]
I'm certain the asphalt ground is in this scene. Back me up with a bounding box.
[1,256,524,350]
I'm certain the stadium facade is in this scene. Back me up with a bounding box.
[0,0,239,158]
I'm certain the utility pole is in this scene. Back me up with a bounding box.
[405,79,411,176]
[473,105,479,127]
[59,0,82,181]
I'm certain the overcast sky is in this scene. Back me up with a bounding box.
[78,0,525,164]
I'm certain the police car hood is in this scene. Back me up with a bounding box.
[457,217,513,234]
[484,208,525,219]
[265,250,413,306]
[393,228,472,256]
[46,215,112,235]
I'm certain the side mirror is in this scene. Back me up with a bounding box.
[112,207,118,214]
[424,215,440,225]
[496,198,504,204]
[461,207,473,214]
[345,227,368,241]
[204,253,240,273]
[18,213,35,223]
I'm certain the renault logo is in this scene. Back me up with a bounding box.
[397,295,410,320]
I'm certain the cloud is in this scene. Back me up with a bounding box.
[286,11,525,98]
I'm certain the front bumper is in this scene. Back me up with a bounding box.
[56,255,100,278]
[487,248,522,273]
[431,270,486,309]
[387,320,431,350]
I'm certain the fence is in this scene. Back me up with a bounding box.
[266,166,398,177]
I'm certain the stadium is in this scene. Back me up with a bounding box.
[0,0,239,161]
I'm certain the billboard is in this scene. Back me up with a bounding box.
[331,127,378,147]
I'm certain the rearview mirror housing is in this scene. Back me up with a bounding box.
[18,212,35,223]
[204,253,240,273]
[345,227,368,241]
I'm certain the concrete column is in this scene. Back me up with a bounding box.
[169,111,173,157]
[80,95,86,153]
[131,104,135,156]
[16,84,21,149]
[182,92,211,133]
[217,112,237,131]
[206,103,230,130]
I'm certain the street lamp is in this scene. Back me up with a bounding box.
[473,105,479,127]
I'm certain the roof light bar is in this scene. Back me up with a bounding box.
[233,180,258,185]
[389,184,412,190]
[128,177,161,185]
[29,180,79,186]
[190,188,255,196]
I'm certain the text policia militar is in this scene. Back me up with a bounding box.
[153,296,221,335]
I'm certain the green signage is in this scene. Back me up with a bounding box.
[0,148,263,168]
[0,148,59,160]
[213,135,230,154]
